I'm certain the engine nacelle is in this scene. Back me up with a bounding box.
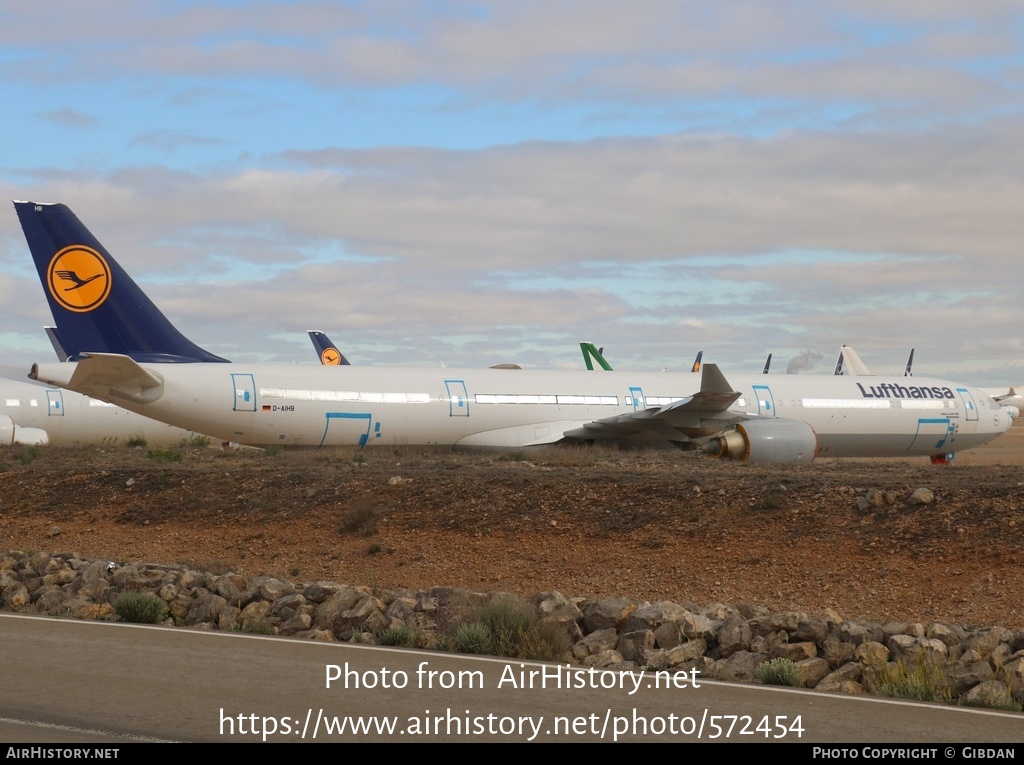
[703,419,817,464]
[0,415,49,446]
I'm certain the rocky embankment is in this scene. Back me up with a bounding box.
[3,549,1022,710]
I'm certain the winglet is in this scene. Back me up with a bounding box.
[698,362,737,397]
[14,201,229,363]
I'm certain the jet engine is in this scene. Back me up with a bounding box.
[702,419,817,464]
[0,415,49,446]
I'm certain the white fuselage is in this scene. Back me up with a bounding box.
[29,361,1014,457]
[0,377,199,446]
[980,387,1024,413]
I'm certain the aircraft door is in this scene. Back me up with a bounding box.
[46,390,64,416]
[321,412,374,447]
[445,380,469,417]
[910,417,955,451]
[629,386,646,411]
[231,374,256,412]
[956,387,979,422]
[752,384,775,416]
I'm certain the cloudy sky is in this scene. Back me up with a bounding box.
[1,1,1022,383]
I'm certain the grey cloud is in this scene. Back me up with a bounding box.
[35,107,98,128]
[3,122,1023,381]
[129,130,227,151]
[4,2,1021,122]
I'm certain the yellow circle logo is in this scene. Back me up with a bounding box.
[47,245,112,313]
[321,348,342,366]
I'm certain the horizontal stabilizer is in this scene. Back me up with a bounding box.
[31,353,165,405]
[44,325,70,362]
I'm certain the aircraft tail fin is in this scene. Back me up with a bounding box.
[14,201,228,363]
[308,330,351,366]
[904,348,915,377]
[839,346,873,376]
[690,350,703,373]
[580,342,613,370]
[834,345,873,376]
[762,353,772,374]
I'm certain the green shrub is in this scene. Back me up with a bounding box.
[378,626,419,647]
[112,592,168,624]
[147,447,183,463]
[870,655,952,703]
[238,616,275,635]
[755,658,802,686]
[452,622,493,654]
[17,445,41,465]
[125,436,147,448]
[339,501,382,537]
[450,597,570,661]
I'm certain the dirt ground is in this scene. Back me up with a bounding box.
[2,423,1023,629]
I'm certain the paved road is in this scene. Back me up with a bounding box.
[1,614,1021,743]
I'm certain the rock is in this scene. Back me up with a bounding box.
[718,613,752,658]
[796,657,831,688]
[573,628,618,659]
[616,630,655,663]
[706,651,768,682]
[582,598,636,633]
[908,488,934,505]
[961,680,1014,708]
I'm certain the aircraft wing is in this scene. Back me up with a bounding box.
[32,353,165,405]
[561,363,741,443]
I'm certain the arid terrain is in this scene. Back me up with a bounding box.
[2,424,1023,628]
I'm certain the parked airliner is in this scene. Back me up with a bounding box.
[0,376,201,446]
[838,345,1022,415]
[14,201,1015,463]
[2,321,347,446]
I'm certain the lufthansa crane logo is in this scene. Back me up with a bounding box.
[320,348,342,366]
[46,245,112,313]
